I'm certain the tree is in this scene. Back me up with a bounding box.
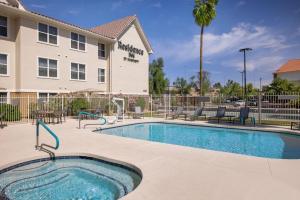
[193,0,218,95]
[190,71,211,94]
[149,58,168,95]
[265,78,300,93]
[221,80,243,97]
[213,82,222,89]
[173,77,192,95]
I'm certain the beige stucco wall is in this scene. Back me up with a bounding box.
[277,72,300,84]
[0,11,18,92]
[110,24,149,95]
[17,17,109,93]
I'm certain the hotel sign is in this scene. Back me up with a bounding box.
[118,41,143,63]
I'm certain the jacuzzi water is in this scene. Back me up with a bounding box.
[102,123,300,159]
[0,156,141,200]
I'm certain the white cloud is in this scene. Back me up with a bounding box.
[67,10,80,15]
[152,2,162,8]
[111,0,144,10]
[236,1,246,7]
[30,4,46,9]
[153,23,290,69]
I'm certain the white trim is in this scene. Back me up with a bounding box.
[36,56,59,79]
[0,52,10,76]
[36,22,59,46]
[69,32,87,53]
[69,62,87,81]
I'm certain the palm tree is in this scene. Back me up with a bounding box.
[193,0,218,95]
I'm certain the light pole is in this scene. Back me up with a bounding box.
[239,48,252,106]
[239,71,244,99]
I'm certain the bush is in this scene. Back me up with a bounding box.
[136,97,146,111]
[71,98,89,115]
[0,104,21,121]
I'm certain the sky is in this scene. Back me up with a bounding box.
[22,0,300,87]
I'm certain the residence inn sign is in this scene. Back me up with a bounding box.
[118,41,143,63]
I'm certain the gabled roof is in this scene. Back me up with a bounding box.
[91,15,153,54]
[275,59,300,74]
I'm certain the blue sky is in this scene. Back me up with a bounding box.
[23,0,300,87]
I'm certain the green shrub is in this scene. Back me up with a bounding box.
[136,97,146,111]
[0,104,21,121]
[71,98,89,115]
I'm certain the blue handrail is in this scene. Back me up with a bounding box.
[36,119,60,150]
[78,111,107,129]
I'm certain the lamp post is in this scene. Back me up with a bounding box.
[239,48,252,106]
[239,71,244,99]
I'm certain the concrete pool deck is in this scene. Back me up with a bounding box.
[0,118,300,200]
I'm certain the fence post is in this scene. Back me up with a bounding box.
[258,91,262,124]
[164,94,167,119]
[150,95,153,117]
[27,95,30,123]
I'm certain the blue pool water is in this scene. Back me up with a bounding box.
[103,123,300,159]
[0,156,141,200]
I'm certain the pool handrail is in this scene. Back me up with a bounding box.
[78,111,107,129]
[36,119,60,150]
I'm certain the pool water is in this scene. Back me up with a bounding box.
[0,156,141,200]
[102,123,300,159]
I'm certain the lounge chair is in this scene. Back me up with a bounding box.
[0,112,7,128]
[166,107,184,119]
[185,107,206,121]
[208,107,234,123]
[291,121,300,130]
[232,107,255,126]
[106,115,118,125]
[133,106,144,119]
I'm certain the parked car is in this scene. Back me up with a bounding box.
[233,100,245,107]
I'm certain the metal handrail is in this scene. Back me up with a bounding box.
[36,119,60,150]
[78,111,107,129]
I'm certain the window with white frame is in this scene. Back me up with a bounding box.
[38,92,57,103]
[0,92,7,104]
[98,68,105,83]
[0,16,8,37]
[71,32,86,51]
[38,57,58,78]
[98,43,105,58]
[0,54,8,75]
[38,23,58,45]
[71,63,85,80]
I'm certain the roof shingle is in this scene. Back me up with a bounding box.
[90,15,136,39]
[275,59,300,74]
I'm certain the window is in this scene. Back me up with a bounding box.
[38,93,57,103]
[0,16,7,37]
[0,92,7,104]
[38,57,58,78]
[0,54,8,75]
[38,23,58,45]
[98,43,105,58]
[71,63,85,80]
[98,68,105,83]
[71,32,85,51]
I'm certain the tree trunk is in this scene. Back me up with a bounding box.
[200,25,204,96]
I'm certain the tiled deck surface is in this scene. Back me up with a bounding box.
[0,118,300,200]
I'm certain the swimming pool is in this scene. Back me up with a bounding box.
[0,156,141,200]
[102,123,300,159]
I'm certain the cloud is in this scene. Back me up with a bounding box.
[30,4,46,9]
[152,2,162,8]
[236,1,246,7]
[67,10,80,15]
[153,23,290,66]
[111,1,123,10]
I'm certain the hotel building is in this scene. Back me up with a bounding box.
[0,0,153,102]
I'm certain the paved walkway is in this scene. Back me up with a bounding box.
[0,118,300,200]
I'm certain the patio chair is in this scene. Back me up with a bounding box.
[133,106,144,119]
[185,107,206,121]
[208,107,228,123]
[291,121,300,130]
[0,112,7,128]
[232,107,255,126]
[166,107,184,119]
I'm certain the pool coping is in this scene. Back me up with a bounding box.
[98,119,300,136]
[0,152,143,180]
